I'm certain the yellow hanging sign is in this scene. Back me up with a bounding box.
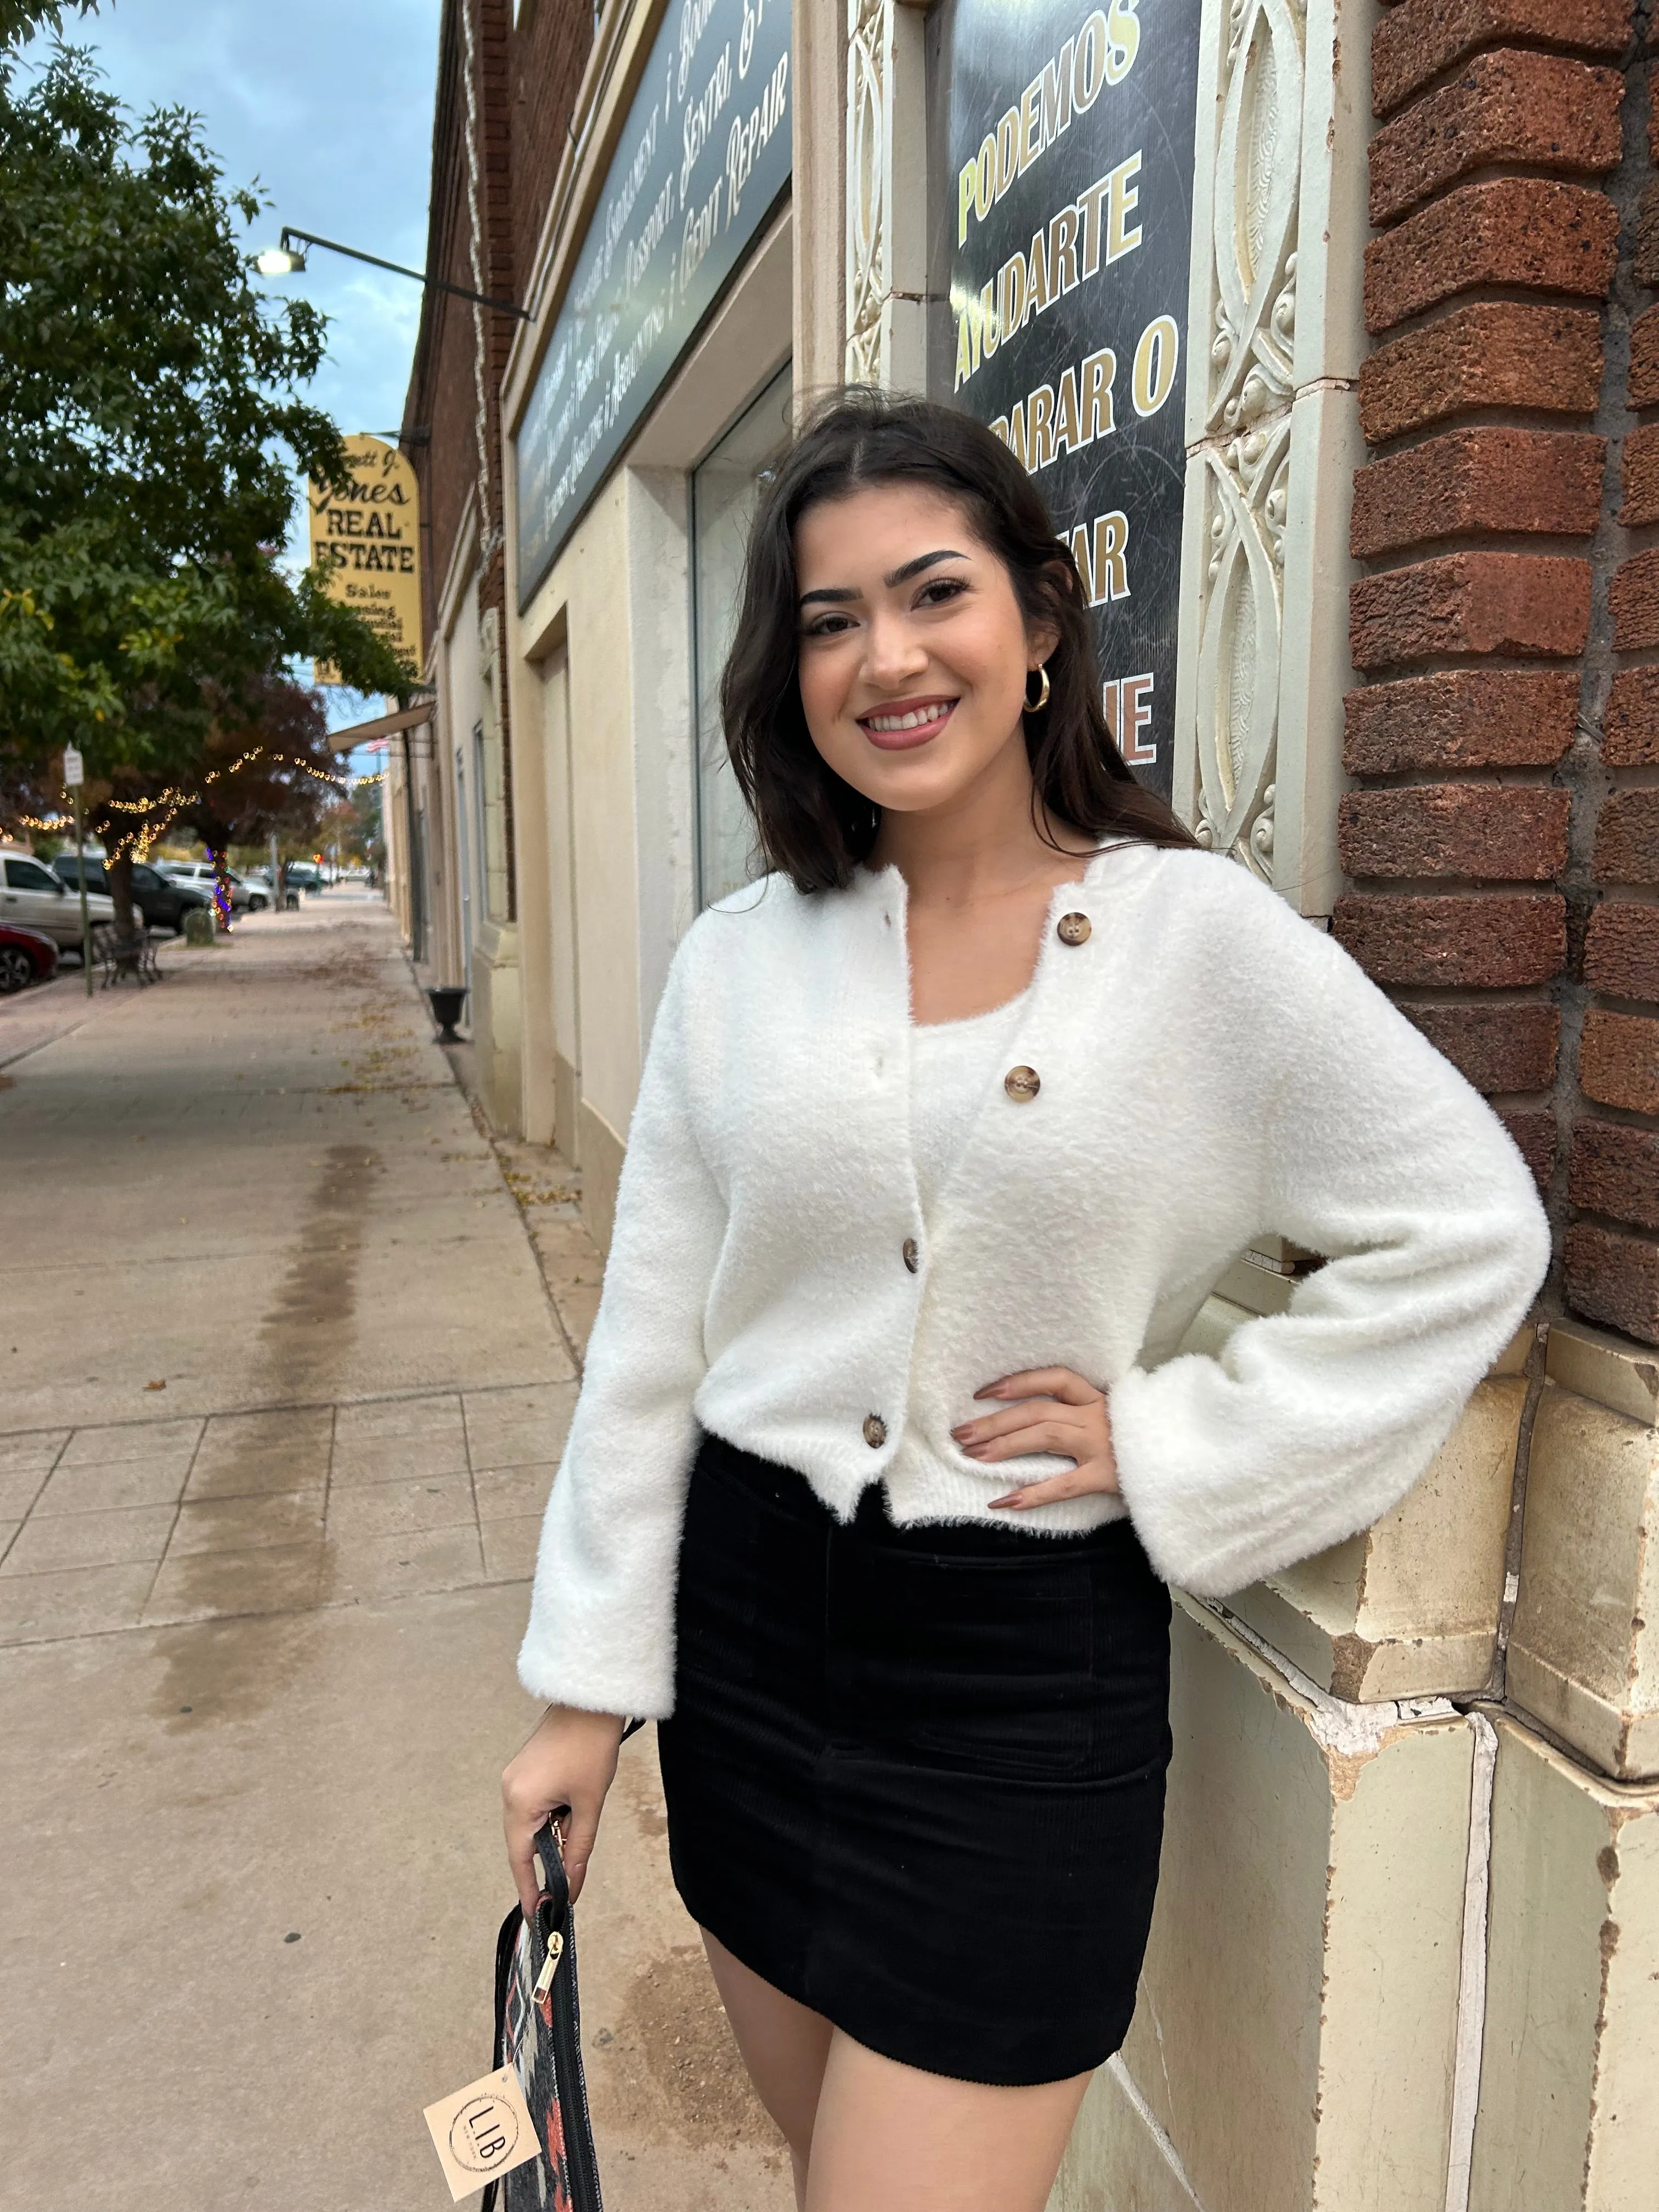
[308,433,423,684]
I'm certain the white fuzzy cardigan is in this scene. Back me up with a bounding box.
[519,843,1550,1717]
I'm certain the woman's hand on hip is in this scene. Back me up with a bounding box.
[953,1366,1120,1510]
[502,1705,626,1918]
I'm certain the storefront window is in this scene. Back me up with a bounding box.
[691,364,793,910]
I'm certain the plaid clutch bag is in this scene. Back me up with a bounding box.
[481,1819,603,2212]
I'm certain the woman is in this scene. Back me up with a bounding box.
[504,390,1548,2210]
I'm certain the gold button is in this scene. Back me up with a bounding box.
[1057,911,1091,946]
[902,1238,919,1273]
[1004,1065,1041,1102]
[863,1414,887,1448]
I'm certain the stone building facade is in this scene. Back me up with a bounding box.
[393,2,1659,2204]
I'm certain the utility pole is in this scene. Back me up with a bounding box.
[63,747,90,996]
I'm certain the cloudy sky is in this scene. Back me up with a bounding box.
[39,0,443,738]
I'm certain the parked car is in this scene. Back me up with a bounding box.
[283,861,324,894]
[53,854,212,934]
[2,849,115,945]
[156,860,267,912]
[0,921,59,991]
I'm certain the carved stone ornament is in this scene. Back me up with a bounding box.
[845,0,889,384]
[1194,415,1289,881]
[1207,0,1304,438]
[1189,0,1306,876]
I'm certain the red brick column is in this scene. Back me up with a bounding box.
[1343,0,1659,1346]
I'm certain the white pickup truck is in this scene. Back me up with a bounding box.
[0,850,115,944]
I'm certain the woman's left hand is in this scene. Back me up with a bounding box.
[952,1366,1120,1509]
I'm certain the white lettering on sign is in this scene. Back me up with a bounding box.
[738,0,775,77]
[625,174,675,297]
[680,177,723,295]
[516,0,791,600]
[680,42,735,201]
[726,50,788,226]
[678,0,720,99]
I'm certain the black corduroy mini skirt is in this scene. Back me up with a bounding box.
[655,1430,1173,2087]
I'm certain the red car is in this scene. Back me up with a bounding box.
[0,922,59,992]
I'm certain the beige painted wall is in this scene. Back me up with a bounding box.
[507,212,792,1249]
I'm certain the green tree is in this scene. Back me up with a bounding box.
[0,27,413,928]
[183,675,356,918]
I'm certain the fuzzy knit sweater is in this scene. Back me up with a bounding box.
[519,842,1550,1717]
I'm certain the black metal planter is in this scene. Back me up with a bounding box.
[426,985,467,1042]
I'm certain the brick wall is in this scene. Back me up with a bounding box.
[511,0,593,314]
[405,3,487,641]
[402,0,589,921]
[1343,0,1659,1346]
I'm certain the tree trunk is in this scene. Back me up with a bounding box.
[205,837,231,930]
[105,848,138,938]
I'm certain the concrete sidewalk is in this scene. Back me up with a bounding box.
[0,896,787,2211]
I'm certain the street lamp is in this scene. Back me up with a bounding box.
[255,240,305,276]
[251,225,530,320]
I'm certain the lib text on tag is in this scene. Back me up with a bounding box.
[422,2063,539,2202]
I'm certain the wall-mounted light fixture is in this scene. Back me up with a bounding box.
[252,226,531,321]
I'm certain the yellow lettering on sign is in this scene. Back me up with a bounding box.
[1105,0,1140,85]
[955,7,1138,245]
[1092,510,1130,601]
[1107,152,1142,265]
[1132,315,1180,417]
[1081,347,1116,442]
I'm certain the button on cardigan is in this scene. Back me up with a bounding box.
[519,843,1550,1719]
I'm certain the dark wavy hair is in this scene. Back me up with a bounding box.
[718,386,1197,893]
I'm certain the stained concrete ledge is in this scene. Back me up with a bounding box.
[1509,1379,1659,1781]
[1053,1597,1480,2212]
[1470,1717,1659,2211]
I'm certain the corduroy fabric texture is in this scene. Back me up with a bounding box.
[656,1434,1172,2087]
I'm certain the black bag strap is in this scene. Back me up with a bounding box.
[478,1903,524,2212]
[478,1723,648,2212]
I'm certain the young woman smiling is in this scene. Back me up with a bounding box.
[504,391,1549,2210]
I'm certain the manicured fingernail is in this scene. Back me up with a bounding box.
[989,1493,1022,1509]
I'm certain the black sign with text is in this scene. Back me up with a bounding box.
[517,0,791,607]
[941,0,1200,800]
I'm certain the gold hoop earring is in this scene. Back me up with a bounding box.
[1025,663,1052,713]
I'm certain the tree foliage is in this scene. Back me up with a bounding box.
[185,676,349,856]
[0,27,413,918]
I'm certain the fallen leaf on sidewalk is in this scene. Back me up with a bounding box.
[145,1379,166,1390]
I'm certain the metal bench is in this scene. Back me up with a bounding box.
[91,925,162,988]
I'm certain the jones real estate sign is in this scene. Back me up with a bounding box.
[943,0,1200,802]
[517,0,791,605]
[308,433,424,684]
